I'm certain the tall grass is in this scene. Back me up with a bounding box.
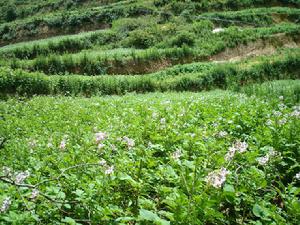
[239,80,300,104]
[1,51,299,97]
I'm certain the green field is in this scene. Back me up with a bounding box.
[0,0,299,224]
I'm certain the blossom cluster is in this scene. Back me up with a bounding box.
[256,147,278,166]
[15,171,30,184]
[225,141,248,161]
[99,159,114,175]
[0,197,11,213]
[205,167,230,188]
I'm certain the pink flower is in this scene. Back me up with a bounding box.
[123,137,135,148]
[256,155,269,165]
[59,139,66,150]
[30,189,39,200]
[95,132,107,143]
[234,141,248,153]
[171,149,182,161]
[104,165,114,175]
[99,159,107,166]
[206,167,230,188]
[225,146,236,161]
[15,171,30,184]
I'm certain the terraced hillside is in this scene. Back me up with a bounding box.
[0,0,300,224]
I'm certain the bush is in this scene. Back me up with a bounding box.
[3,2,17,22]
[191,20,214,36]
[125,29,158,49]
[170,31,196,47]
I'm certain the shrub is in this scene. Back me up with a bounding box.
[191,20,214,36]
[170,31,196,47]
[125,29,158,49]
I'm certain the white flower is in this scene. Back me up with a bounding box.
[268,147,277,157]
[212,28,225,33]
[152,112,158,119]
[104,165,114,175]
[15,171,30,184]
[234,141,248,153]
[278,118,287,125]
[218,131,228,138]
[212,122,219,127]
[2,167,12,176]
[290,109,300,118]
[123,137,135,148]
[99,159,107,166]
[47,142,53,148]
[95,132,107,143]
[97,143,105,149]
[256,155,269,165]
[266,119,272,126]
[205,167,230,188]
[225,146,236,161]
[279,96,284,100]
[0,197,11,213]
[171,149,182,161]
[160,118,166,124]
[30,189,39,200]
[28,140,37,148]
[59,139,66,150]
[273,111,282,117]
[278,103,286,110]
[295,172,300,180]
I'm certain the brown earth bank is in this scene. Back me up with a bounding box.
[106,33,300,75]
[0,22,110,47]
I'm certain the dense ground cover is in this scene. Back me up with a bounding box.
[1,49,299,97]
[0,0,299,224]
[1,90,300,224]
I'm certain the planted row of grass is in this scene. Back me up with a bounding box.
[239,79,300,104]
[1,6,299,59]
[1,50,299,97]
[6,23,299,75]
[0,0,153,46]
[0,0,124,23]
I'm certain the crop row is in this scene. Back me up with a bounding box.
[1,50,299,97]
[0,0,124,23]
[5,23,299,75]
[0,87,299,223]
[0,0,153,46]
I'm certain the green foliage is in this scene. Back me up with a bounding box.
[171,31,196,47]
[1,50,299,97]
[0,90,299,223]
[125,29,159,49]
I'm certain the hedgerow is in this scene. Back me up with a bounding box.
[0,0,154,46]
[6,23,298,75]
[1,50,299,97]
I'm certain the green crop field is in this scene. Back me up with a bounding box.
[0,0,299,224]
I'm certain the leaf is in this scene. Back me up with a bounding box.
[62,217,77,225]
[139,209,170,225]
[223,184,235,193]
[139,209,159,221]
[252,204,270,219]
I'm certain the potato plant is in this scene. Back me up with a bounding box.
[0,91,299,224]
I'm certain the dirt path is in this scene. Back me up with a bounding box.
[210,33,300,63]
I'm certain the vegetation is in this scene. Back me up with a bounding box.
[1,90,300,224]
[1,49,299,97]
[0,0,299,224]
